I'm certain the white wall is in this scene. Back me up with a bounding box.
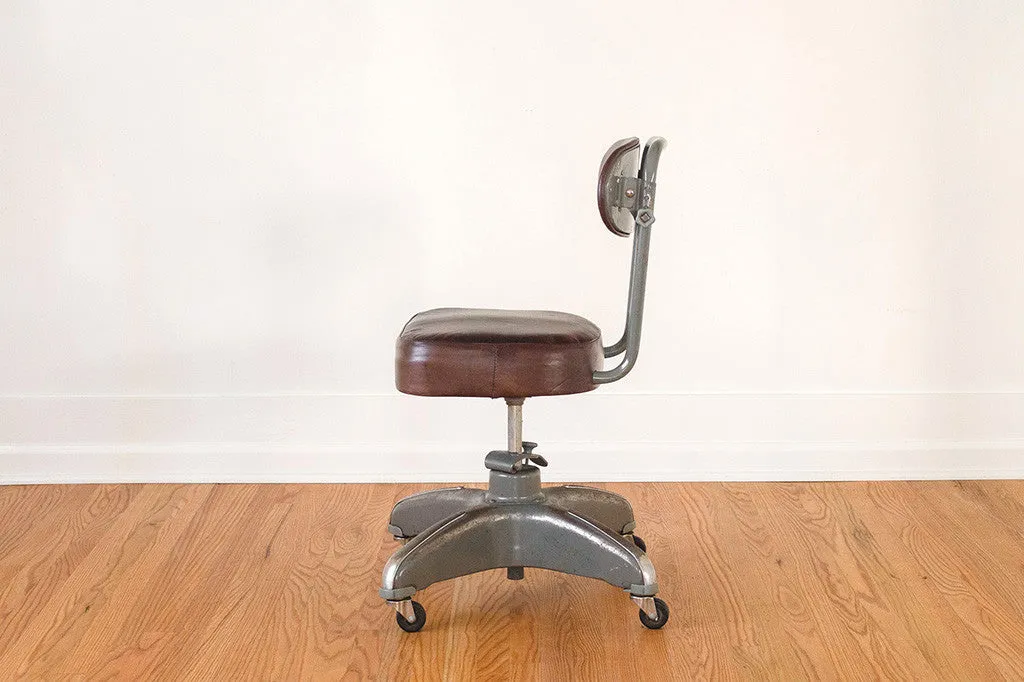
[3,1,1023,482]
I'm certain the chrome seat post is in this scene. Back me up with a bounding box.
[506,398,524,457]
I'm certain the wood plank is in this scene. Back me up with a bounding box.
[8,484,212,679]
[0,481,1023,679]
[65,483,270,678]
[0,485,137,659]
[829,482,1001,679]
[748,482,925,680]
[937,480,1024,536]
[865,480,1024,679]
[657,481,755,680]
[714,481,845,679]
[205,482,399,680]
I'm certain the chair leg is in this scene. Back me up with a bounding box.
[387,487,487,539]
[542,485,637,535]
[379,502,658,602]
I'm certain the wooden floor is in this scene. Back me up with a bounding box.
[1,481,1024,680]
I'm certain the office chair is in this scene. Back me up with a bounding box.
[380,136,669,632]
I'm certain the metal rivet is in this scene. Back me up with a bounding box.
[625,188,636,198]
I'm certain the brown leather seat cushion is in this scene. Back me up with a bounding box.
[396,308,603,398]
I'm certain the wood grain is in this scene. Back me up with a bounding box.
[0,481,1022,679]
[864,481,1024,679]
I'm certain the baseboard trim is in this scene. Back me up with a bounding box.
[3,440,1023,484]
[4,392,1023,483]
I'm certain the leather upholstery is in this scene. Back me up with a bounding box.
[396,308,603,398]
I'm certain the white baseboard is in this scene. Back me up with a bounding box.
[2,393,1023,483]
[3,441,1023,484]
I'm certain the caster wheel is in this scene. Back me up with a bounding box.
[631,534,648,553]
[639,597,670,630]
[396,600,427,633]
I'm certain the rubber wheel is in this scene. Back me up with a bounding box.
[396,600,427,633]
[639,597,670,630]
[631,534,648,553]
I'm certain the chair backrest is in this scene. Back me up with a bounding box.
[592,136,666,384]
[597,137,666,236]
[598,137,641,236]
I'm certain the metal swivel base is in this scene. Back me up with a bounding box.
[380,457,667,631]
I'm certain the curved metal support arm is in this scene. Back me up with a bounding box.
[603,333,627,358]
[594,226,652,382]
[594,137,665,384]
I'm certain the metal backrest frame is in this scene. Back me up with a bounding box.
[593,136,666,385]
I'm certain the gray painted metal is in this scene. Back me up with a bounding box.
[595,136,667,383]
[381,461,658,602]
[380,502,657,600]
[485,466,544,503]
[388,486,488,539]
[543,484,637,534]
[483,450,549,473]
[380,585,415,601]
[484,449,525,474]
[387,480,636,540]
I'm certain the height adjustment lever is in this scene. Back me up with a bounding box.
[522,441,548,468]
[484,442,548,473]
